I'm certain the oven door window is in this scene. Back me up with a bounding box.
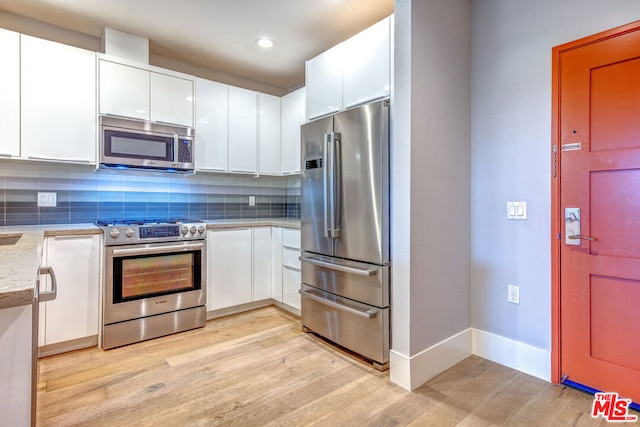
[113,251,201,303]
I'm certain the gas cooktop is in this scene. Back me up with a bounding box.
[95,218,204,227]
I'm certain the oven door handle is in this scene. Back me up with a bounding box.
[112,242,204,256]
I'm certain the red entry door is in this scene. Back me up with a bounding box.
[558,23,640,402]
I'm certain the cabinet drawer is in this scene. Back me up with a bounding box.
[282,247,301,270]
[282,228,301,249]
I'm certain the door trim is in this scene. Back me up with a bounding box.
[550,19,640,384]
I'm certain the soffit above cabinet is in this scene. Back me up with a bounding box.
[0,0,393,94]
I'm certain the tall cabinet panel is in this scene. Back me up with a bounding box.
[280,87,305,174]
[253,227,272,301]
[259,93,281,175]
[99,60,150,121]
[228,86,258,173]
[21,35,97,163]
[306,43,343,121]
[0,28,19,158]
[195,78,229,171]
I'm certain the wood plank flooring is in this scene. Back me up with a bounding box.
[36,306,628,426]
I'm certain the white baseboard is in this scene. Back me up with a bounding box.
[390,328,550,390]
[390,328,473,391]
[472,328,550,382]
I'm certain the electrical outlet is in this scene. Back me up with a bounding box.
[508,284,520,304]
[37,192,57,207]
[248,196,256,207]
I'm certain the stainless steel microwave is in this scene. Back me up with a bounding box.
[100,116,194,172]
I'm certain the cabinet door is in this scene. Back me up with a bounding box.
[42,235,101,345]
[228,86,258,173]
[207,228,252,310]
[282,266,301,310]
[150,72,194,127]
[21,36,97,163]
[306,43,343,121]
[195,78,229,171]
[258,93,281,175]
[0,29,19,158]
[280,87,305,174]
[99,60,150,121]
[271,227,283,301]
[342,16,391,109]
[253,227,272,301]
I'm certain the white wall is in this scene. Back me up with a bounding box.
[391,0,471,389]
[471,0,640,356]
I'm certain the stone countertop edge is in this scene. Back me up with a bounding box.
[0,220,299,310]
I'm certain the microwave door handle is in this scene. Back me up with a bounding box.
[173,134,179,165]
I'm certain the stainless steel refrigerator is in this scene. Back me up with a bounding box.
[300,98,390,369]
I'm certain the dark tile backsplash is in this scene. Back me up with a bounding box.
[0,163,301,227]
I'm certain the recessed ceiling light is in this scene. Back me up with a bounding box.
[256,37,275,48]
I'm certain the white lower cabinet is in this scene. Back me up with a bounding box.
[252,227,272,301]
[38,234,101,350]
[271,227,301,311]
[207,228,253,310]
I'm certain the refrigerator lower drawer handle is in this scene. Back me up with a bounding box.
[299,289,378,319]
[299,256,377,276]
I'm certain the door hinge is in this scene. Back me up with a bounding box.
[557,233,562,240]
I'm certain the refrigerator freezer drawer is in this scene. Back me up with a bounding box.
[300,284,389,365]
[301,252,389,308]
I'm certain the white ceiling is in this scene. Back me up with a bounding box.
[0,0,394,94]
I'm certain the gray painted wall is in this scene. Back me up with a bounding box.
[471,0,640,351]
[392,0,471,357]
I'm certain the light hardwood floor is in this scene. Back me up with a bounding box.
[36,307,628,426]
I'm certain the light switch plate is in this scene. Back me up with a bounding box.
[507,202,527,220]
[38,192,57,207]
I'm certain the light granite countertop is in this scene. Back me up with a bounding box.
[0,219,299,310]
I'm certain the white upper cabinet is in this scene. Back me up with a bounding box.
[150,72,194,127]
[195,78,229,172]
[258,92,281,175]
[228,85,258,173]
[99,58,194,127]
[99,60,149,121]
[0,28,19,158]
[306,15,391,120]
[280,87,305,174]
[306,43,343,121]
[21,35,97,164]
[342,16,391,109]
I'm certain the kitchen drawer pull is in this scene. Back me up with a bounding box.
[300,256,377,276]
[0,152,13,158]
[39,266,58,302]
[299,289,378,319]
[112,242,204,256]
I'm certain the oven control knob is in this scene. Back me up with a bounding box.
[198,225,205,234]
[109,228,120,239]
[125,228,135,238]
[181,225,189,235]
[190,226,197,234]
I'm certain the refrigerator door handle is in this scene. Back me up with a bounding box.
[323,133,331,239]
[330,132,341,238]
[299,289,379,319]
[300,255,378,276]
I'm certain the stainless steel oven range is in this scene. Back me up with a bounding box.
[97,219,206,349]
